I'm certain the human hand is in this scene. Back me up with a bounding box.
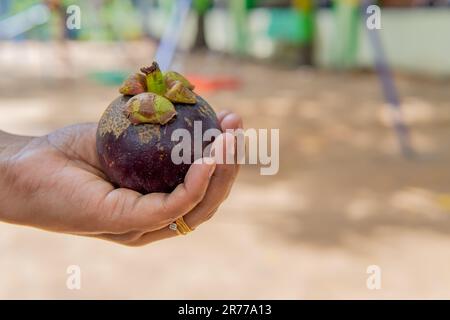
[0,111,242,246]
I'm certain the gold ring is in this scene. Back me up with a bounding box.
[169,217,192,235]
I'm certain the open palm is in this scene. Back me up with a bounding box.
[1,111,242,246]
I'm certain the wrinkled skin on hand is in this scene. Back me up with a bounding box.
[0,111,242,246]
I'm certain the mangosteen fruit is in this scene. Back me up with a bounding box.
[96,62,220,194]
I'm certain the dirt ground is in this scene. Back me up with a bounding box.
[1,42,450,299]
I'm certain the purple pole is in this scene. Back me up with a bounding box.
[362,1,414,157]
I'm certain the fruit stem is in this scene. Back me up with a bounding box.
[140,62,166,96]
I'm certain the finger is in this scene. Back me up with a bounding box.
[49,122,102,171]
[220,112,243,131]
[183,133,238,229]
[220,112,243,177]
[86,230,143,245]
[99,132,236,245]
[181,114,244,229]
[74,123,102,171]
[217,110,232,123]
[101,158,215,232]
[124,227,175,246]
[98,113,244,243]
[122,133,237,246]
[96,215,180,246]
[124,206,216,247]
[128,158,215,230]
[113,136,238,246]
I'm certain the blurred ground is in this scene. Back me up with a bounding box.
[1,42,450,299]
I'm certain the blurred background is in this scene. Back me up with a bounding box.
[1,0,450,299]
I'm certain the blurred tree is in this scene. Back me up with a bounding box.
[331,0,360,69]
[192,0,211,50]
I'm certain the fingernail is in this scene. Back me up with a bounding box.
[223,113,236,122]
[218,110,231,118]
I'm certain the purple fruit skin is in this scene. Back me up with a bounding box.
[96,94,220,194]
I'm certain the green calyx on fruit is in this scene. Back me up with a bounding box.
[164,80,197,104]
[123,92,177,125]
[119,73,147,95]
[140,62,167,96]
[119,61,197,105]
[164,71,195,90]
[119,61,197,125]
[140,62,197,105]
